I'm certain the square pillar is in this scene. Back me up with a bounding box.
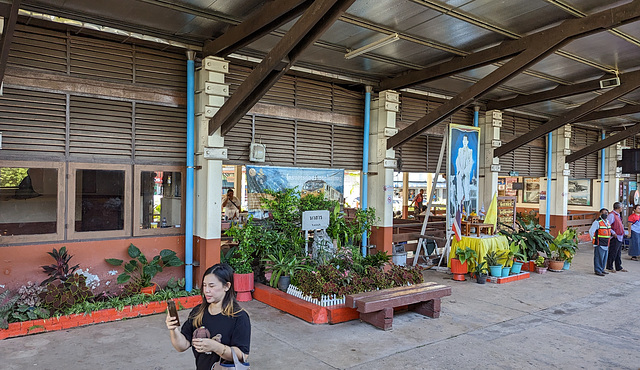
[540,126,569,235]
[368,90,399,256]
[604,139,622,209]
[194,56,229,279]
[480,110,501,208]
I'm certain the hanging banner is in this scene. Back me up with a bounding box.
[448,124,480,221]
[246,165,344,213]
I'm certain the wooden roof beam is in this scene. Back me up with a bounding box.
[566,123,640,163]
[495,69,640,157]
[572,104,640,123]
[380,0,640,91]
[202,0,312,57]
[486,77,610,111]
[210,0,356,136]
[0,0,21,85]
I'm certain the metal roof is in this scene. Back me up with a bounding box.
[11,0,640,131]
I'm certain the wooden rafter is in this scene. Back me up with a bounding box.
[210,0,356,136]
[565,123,640,163]
[202,0,312,57]
[387,0,640,149]
[380,0,640,91]
[573,104,640,124]
[495,69,640,157]
[486,77,610,111]
[0,0,21,85]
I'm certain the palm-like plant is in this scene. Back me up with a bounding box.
[41,247,79,286]
[484,250,504,267]
[262,250,311,288]
[499,218,553,261]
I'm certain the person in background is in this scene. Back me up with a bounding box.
[222,189,241,220]
[606,202,628,273]
[166,263,251,370]
[411,189,424,216]
[589,208,611,276]
[627,203,640,261]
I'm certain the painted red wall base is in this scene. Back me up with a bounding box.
[539,215,568,236]
[369,226,393,256]
[193,237,221,285]
[0,236,186,293]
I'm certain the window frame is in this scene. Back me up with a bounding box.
[0,161,65,244]
[67,162,132,240]
[133,165,185,237]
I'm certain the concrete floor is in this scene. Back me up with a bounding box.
[2,243,639,370]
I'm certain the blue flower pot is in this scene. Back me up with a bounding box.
[511,261,523,274]
[501,266,511,277]
[489,265,502,277]
[563,261,570,270]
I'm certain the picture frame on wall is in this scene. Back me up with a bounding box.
[568,179,592,206]
[523,177,540,203]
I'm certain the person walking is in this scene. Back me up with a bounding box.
[606,202,628,273]
[589,208,611,276]
[411,189,425,216]
[628,203,640,261]
[166,263,251,370]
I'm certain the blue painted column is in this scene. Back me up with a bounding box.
[601,131,606,209]
[546,132,552,232]
[473,106,479,127]
[185,51,195,291]
[361,86,372,257]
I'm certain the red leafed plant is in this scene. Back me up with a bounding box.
[41,246,79,286]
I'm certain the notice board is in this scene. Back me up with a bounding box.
[497,196,517,231]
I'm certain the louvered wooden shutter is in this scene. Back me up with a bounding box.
[399,136,428,172]
[427,135,446,172]
[296,120,332,167]
[570,127,599,178]
[134,46,186,90]
[69,36,133,83]
[135,103,186,163]
[69,96,133,160]
[333,86,363,116]
[0,87,66,158]
[332,124,363,170]
[224,115,253,165]
[262,75,295,106]
[254,116,295,166]
[8,25,67,73]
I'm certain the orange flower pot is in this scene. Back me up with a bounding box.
[450,258,468,281]
[140,283,158,295]
[233,272,254,302]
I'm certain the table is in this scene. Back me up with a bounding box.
[470,223,494,237]
[448,234,510,270]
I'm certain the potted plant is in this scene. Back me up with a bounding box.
[105,243,183,294]
[505,242,527,274]
[474,260,488,284]
[225,216,260,301]
[450,247,477,281]
[534,256,547,274]
[548,228,578,271]
[499,217,554,271]
[262,250,311,292]
[484,250,503,277]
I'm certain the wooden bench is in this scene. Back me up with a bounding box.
[345,282,452,330]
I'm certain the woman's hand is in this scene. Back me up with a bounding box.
[192,338,223,354]
[165,311,180,331]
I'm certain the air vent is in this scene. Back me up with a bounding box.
[600,77,620,88]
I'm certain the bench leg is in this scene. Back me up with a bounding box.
[409,298,441,318]
[360,307,393,330]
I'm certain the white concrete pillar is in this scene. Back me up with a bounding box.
[368,90,399,255]
[540,125,570,233]
[480,110,501,208]
[604,138,622,209]
[194,56,229,273]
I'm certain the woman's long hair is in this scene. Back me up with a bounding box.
[190,263,243,328]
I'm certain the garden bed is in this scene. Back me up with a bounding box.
[0,295,202,340]
[253,283,358,325]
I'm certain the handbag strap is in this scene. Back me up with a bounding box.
[213,347,250,370]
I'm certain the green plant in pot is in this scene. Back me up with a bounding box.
[484,250,504,277]
[451,247,477,281]
[106,243,183,294]
[499,218,553,261]
[549,228,578,271]
[262,250,311,292]
[225,216,262,301]
[504,241,527,273]
[474,260,488,284]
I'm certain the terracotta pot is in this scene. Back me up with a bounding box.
[535,266,547,274]
[450,258,468,281]
[140,283,157,295]
[548,260,564,272]
[233,272,254,302]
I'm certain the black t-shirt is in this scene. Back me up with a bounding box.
[181,306,251,370]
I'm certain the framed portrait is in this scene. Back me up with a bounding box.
[448,124,480,221]
[568,179,592,206]
[523,177,540,203]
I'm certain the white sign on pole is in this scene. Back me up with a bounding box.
[302,210,330,231]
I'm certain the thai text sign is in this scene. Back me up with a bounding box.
[302,210,330,231]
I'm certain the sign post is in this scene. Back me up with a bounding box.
[301,210,330,254]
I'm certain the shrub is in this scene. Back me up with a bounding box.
[39,274,93,315]
[41,246,79,285]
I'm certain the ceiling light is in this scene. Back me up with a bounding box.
[345,33,400,60]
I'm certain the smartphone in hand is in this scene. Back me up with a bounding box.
[167,300,179,325]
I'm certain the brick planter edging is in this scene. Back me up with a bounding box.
[253,283,358,325]
[0,295,203,340]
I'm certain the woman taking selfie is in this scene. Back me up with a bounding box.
[166,263,251,369]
